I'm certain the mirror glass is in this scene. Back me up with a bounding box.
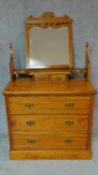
[28,26,70,68]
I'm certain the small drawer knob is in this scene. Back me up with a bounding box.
[40,76,45,80]
[65,138,73,144]
[27,138,36,144]
[56,76,61,80]
[26,120,35,126]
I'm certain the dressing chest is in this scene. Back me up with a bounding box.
[3,12,96,159]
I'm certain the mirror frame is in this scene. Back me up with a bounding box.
[25,11,73,69]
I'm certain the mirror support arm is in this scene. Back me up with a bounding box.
[9,43,16,80]
[85,42,90,80]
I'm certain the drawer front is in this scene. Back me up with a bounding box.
[10,115,89,132]
[8,96,90,114]
[51,75,67,81]
[34,74,49,81]
[11,133,88,150]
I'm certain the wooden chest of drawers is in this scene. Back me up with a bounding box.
[3,78,96,159]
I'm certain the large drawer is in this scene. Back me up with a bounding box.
[8,96,90,114]
[11,132,88,150]
[10,115,89,133]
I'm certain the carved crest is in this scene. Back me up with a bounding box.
[26,11,72,29]
[42,11,55,18]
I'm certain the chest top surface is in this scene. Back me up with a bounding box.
[3,78,96,96]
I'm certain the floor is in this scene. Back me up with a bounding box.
[0,133,98,175]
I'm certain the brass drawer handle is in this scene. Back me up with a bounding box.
[64,120,74,126]
[27,138,36,144]
[65,102,74,107]
[25,103,34,108]
[65,138,73,144]
[26,120,35,126]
